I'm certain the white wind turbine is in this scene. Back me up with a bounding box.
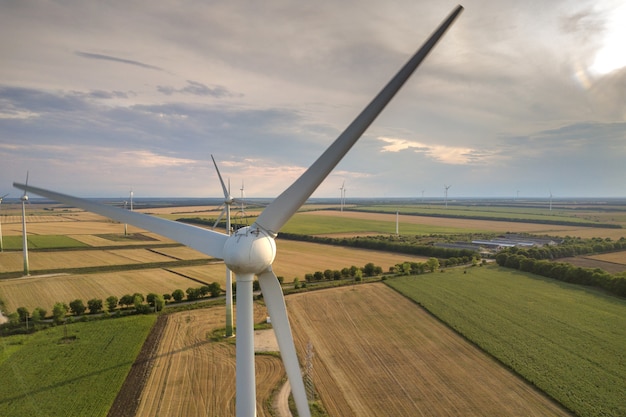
[549,190,553,212]
[0,193,8,252]
[339,181,345,212]
[14,6,463,416]
[444,184,452,208]
[20,173,30,276]
[211,154,236,338]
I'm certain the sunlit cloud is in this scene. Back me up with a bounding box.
[378,137,479,165]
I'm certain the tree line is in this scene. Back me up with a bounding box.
[495,247,626,298]
[1,283,223,333]
[278,233,479,259]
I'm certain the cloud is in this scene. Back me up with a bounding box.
[378,137,491,165]
[74,51,164,71]
[157,80,235,98]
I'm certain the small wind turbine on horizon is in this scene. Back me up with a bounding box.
[444,184,452,208]
[339,181,346,212]
[549,190,553,212]
[0,193,9,252]
[13,7,463,416]
[123,189,134,236]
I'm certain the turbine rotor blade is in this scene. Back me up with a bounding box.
[211,154,231,200]
[255,5,463,235]
[12,183,228,259]
[258,270,311,417]
[213,207,227,229]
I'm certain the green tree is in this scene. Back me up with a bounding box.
[313,271,324,281]
[52,302,68,324]
[69,299,86,316]
[426,257,440,273]
[146,293,158,306]
[172,289,184,302]
[106,295,118,312]
[186,287,201,301]
[87,298,103,314]
[363,263,376,276]
[32,307,46,322]
[119,294,134,308]
[208,282,222,298]
[16,307,30,322]
[293,277,300,289]
[163,293,172,301]
[154,294,165,312]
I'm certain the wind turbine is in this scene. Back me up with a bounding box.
[339,181,345,212]
[14,6,463,416]
[20,173,30,276]
[124,189,134,235]
[211,154,235,338]
[239,180,246,218]
[444,184,452,208]
[0,193,8,252]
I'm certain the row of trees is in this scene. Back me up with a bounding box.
[278,233,479,259]
[495,252,626,297]
[6,283,224,327]
[303,263,383,283]
[511,236,626,260]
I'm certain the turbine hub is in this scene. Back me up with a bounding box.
[223,225,276,274]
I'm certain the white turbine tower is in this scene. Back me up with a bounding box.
[20,173,30,276]
[211,154,236,338]
[339,181,345,212]
[14,7,462,416]
[239,180,246,218]
[444,184,452,208]
[0,193,8,252]
[549,190,553,212]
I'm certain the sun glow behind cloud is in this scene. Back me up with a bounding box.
[590,4,626,75]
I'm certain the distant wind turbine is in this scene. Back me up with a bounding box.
[0,193,8,252]
[339,181,346,212]
[13,6,463,416]
[549,190,553,212]
[444,184,452,208]
[396,210,399,236]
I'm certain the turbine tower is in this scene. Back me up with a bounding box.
[211,154,235,338]
[549,190,553,212]
[444,184,452,208]
[13,7,463,416]
[396,210,399,236]
[20,173,30,276]
[0,193,8,252]
[339,181,345,212]
[239,180,246,218]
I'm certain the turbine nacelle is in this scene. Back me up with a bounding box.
[223,225,276,275]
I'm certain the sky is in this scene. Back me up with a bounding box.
[1,0,625,200]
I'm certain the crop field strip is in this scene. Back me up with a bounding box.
[286,283,571,417]
[135,305,282,417]
[387,267,626,417]
[0,268,215,312]
[0,315,156,417]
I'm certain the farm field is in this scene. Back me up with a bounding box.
[290,210,626,240]
[134,304,282,417]
[0,268,210,313]
[0,315,156,417]
[287,283,571,417]
[387,267,626,417]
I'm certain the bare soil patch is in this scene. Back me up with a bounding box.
[287,283,572,417]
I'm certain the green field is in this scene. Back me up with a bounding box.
[2,235,89,250]
[0,315,156,417]
[357,204,621,226]
[387,266,626,417]
[280,213,484,235]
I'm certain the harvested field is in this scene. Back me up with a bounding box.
[559,255,626,274]
[134,305,283,417]
[287,284,571,417]
[0,269,203,312]
[0,248,175,273]
[272,239,428,279]
[167,264,230,285]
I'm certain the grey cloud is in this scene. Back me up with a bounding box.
[157,81,235,98]
[75,51,164,71]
